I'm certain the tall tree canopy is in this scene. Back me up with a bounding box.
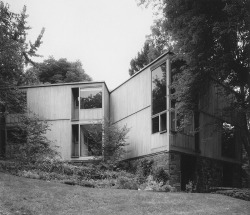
[0,1,44,112]
[26,57,92,85]
[0,2,59,160]
[132,0,250,159]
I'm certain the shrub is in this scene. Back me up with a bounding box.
[142,175,175,192]
[115,176,139,190]
[86,120,130,170]
[20,170,40,179]
[186,181,196,193]
[5,114,60,163]
[152,167,170,184]
[136,159,154,184]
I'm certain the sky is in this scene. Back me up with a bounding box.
[4,0,154,90]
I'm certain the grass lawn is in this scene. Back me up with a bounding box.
[0,172,250,215]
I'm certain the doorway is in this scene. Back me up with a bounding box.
[180,154,197,190]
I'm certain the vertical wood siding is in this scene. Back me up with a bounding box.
[45,120,71,160]
[110,68,151,123]
[27,86,71,120]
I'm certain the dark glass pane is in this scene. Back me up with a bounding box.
[80,124,102,156]
[222,122,236,158]
[160,113,167,131]
[170,111,175,131]
[80,88,102,109]
[71,124,79,157]
[152,116,159,134]
[170,100,176,131]
[152,63,166,115]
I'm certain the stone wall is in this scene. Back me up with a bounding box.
[124,151,181,190]
[169,152,181,190]
[124,151,242,192]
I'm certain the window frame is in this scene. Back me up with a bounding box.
[221,121,236,159]
[151,61,167,134]
[71,123,103,159]
[80,87,103,110]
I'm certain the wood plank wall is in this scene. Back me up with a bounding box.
[110,68,151,123]
[27,86,71,120]
[110,63,169,158]
[12,83,108,160]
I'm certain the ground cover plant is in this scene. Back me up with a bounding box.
[0,158,176,192]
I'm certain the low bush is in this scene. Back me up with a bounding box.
[20,170,40,179]
[115,176,139,190]
[152,167,170,184]
[185,181,196,193]
[141,175,175,192]
[136,159,154,184]
[214,188,250,201]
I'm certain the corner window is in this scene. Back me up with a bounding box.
[222,122,236,158]
[80,88,102,109]
[151,62,167,133]
[152,63,166,115]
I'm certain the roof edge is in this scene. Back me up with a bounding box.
[18,81,109,92]
[110,51,174,93]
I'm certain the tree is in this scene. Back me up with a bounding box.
[0,2,57,160]
[27,57,92,84]
[0,2,44,109]
[135,0,250,160]
[129,41,161,76]
[86,120,130,169]
[6,114,60,163]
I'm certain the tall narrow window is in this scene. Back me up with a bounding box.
[152,62,167,133]
[221,122,236,158]
[80,88,102,109]
[152,63,166,115]
[71,124,79,157]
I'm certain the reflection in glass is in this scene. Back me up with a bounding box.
[80,88,102,109]
[152,116,159,134]
[71,124,79,157]
[222,122,236,158]
[152,63,166,115]
[80,124,102,156]
[160,113,167,131]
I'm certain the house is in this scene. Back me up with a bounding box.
[0,52,242,190]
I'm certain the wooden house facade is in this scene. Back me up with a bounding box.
[0,52,242,190]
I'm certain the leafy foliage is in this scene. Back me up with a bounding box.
[136,159,154,184]
[0,2,44,110]
[6,114,60,163]
[86,120,130,169]
[129,41,161,76]
[27,57,92,84]
[135,0,250,161]
[0,2,59,162]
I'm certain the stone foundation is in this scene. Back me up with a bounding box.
[124,151,181,190]
[124,151,242,192]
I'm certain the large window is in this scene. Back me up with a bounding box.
[152,63,167,133]
[80,124,102,157]
[71,124,102,158]
[80,88,102,109]
[221,122,236,158]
